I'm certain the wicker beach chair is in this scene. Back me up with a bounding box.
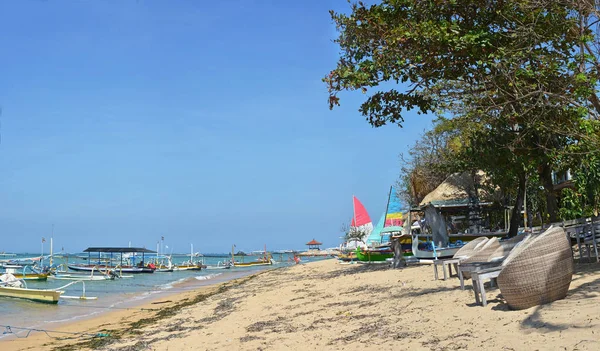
[487,234,529,263]
[452,237,489,260]
[496,227,573,310]
[457,237,502,281]
[462,237,501,263]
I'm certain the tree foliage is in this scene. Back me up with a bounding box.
[326,0,600,234]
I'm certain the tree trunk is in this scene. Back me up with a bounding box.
[508,172,527,237]
[539,162,558,223]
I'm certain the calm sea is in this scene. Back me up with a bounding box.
[0,252,325,339]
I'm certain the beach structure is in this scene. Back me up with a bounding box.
[306,239,322,251]
[299,240,330,257]
[403,172,509,260]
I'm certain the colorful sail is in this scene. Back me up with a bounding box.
[350,196,373,239]
[384,186,404,227]
[351,196,372,227]
[365,213,385,247]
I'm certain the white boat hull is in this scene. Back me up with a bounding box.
[51,274,112,281]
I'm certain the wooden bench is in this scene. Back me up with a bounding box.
[458,261,502,290]
[471,267,502,307]
[433,258,460,281]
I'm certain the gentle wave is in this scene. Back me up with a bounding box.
[195,273,222,281]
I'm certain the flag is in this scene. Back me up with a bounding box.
[42,237,46,243]
[165,245,168,249]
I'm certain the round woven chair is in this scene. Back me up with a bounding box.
[497,227,573,310]
[453,237,489,260]
[460,237,501,279]
[487,234,529,263]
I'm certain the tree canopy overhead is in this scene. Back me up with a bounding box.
[326,0,599,124]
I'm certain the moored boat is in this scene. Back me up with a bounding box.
[0,265,49,281]
[68,247,157,274]
[0,274,63,304]
[230,244,274,267]
[355,247,394,262]
[173,244,205,271]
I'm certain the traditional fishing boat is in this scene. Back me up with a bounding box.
[204,262,231,270]
[230,245,274,267]
[355,246,394,262]
[173,244,206,271]
[0,274,63,304]
[68,247,157,274]
[0,265,49,281]
[50,265,116,281]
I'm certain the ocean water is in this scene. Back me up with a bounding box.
[0,252,326,339]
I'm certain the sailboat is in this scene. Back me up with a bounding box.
[355,191,396,262]
[381,186,413,257]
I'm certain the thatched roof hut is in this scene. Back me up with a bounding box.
[418,171,499,208]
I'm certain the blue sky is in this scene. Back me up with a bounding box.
[0,0,433,254]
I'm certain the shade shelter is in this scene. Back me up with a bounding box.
[306,239,322,250]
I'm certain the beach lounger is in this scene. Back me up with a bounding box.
[433,237,489,281]
[458,234,530,290]
[496,227,573,310]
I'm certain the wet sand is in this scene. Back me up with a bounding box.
[3,258,600,350]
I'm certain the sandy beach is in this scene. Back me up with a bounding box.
[3,258,600,351]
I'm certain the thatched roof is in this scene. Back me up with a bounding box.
[418,171,499,208]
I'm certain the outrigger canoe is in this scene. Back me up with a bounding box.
[0,285,63,304]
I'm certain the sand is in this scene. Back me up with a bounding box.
[2,258,600,351]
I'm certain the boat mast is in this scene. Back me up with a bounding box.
[381,186,393,244]
[50,224,54,267]
[352,195,356,234]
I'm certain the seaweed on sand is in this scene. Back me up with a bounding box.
[51,272,265,351]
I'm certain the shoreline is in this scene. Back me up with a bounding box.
[3,258,600,350]
[1,268,273,351]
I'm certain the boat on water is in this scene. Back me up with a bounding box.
[230,245,274,267]
[205,260,232,270]
[0,274,63,304]
[51,265,116,281]
[174,261,206,271]
[173,244,206,271]
[51,272,115,281]
[67,247,157,274]
[231,258,274,267]
[0,265,49,281]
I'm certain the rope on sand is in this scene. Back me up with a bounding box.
[1,324,109,339]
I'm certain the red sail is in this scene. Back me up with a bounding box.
[351,196,372,227]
